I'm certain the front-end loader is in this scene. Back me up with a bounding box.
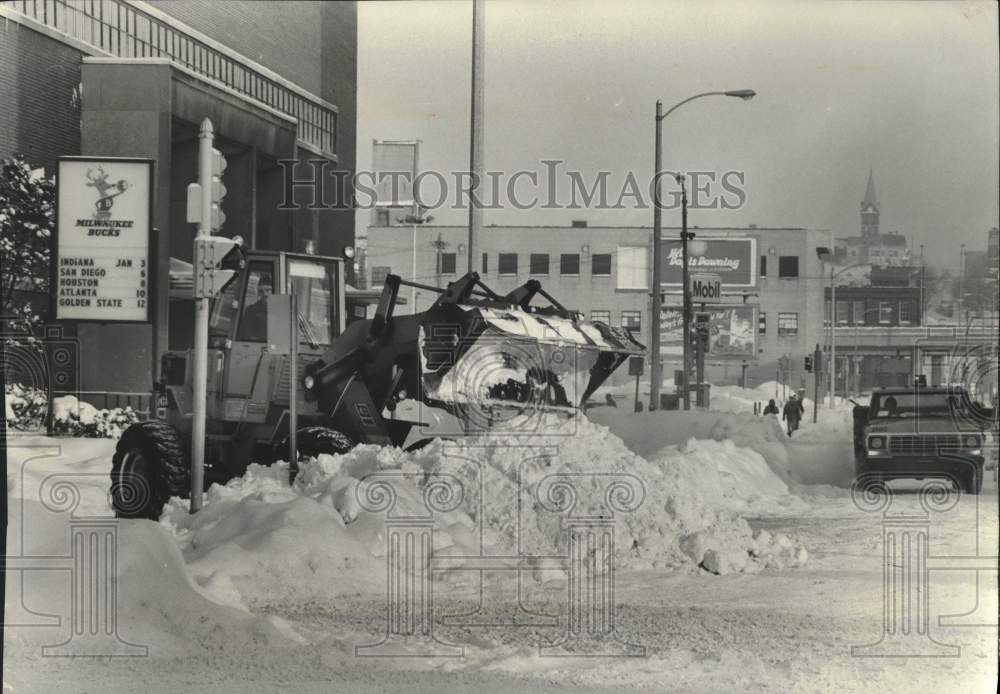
[110,248,644,519]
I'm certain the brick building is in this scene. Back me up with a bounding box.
[1,0,357,397]
[366,222,830,387]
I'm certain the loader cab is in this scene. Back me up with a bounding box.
[209,251,345,348]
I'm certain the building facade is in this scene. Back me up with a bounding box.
[1,0,357,398]
[366,223,830,387]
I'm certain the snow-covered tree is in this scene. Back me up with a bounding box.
[0,156,54,334]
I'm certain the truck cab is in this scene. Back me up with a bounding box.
[853,384,988,494]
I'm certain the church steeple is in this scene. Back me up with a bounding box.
[861,169,880,237]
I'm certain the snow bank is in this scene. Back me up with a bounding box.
[588,394,857,488]
[159,415,808,611]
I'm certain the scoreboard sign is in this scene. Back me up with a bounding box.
[55,157,153,322]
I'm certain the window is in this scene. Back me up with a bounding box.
[592,253,612,276]
[616,246,648,289]
[439,252,457,275]
[375,209,389,226]
[529,253,550,275]
[591,310,611,324]
[899,301,912,323]
[237,262,276,342]
[621,310,641,334]
[560,253,580,276]
[482,253,488,274]
[824,299,831,326]
[288,258,335,346]
[760,255,767,278]
[498,253,518,275]
[777,312,799,337]
[778,255,799,278]
[371,266,391,286]
[853,301,865,324]
[758,312,766,335]
[836,300,849,324]
[879,301,892,323]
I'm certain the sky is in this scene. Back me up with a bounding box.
[356,0,999,270]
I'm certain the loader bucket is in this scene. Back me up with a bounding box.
[418,304,644,418]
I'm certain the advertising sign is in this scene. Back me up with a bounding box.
[690,273,722,303]
[55,157,153,322]
[660,237,757,288]
[659,304,758,360]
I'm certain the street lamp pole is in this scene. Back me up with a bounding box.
[648,88,755,412]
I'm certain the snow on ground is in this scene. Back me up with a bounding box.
[158,414,808,617]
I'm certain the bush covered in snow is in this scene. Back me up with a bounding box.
[4,382,48,430]
[3,385,139,438]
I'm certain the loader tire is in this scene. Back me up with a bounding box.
[288,426,355,459]
[111,421,189,520]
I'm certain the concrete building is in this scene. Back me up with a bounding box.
[365,222,830,387]
[1,0,357,401]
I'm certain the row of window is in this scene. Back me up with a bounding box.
[824,300,915,324]
[373,252,616,283]
[758,311,799,337]
[759,255,799,278]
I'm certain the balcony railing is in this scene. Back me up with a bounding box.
[4,0,337,157]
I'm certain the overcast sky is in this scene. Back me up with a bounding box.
[356,0,999,269]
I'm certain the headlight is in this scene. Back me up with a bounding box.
[303,375,315,391]
[869,436,885,450]
[964,435,980,448]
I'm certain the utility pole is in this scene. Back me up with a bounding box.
[958,243,966,326]
[649,99,664,411]
[919,244,925,325]
[468,0,485,273]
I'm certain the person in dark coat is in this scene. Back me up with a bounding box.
[782,393,805,436]
[763,399,779,416]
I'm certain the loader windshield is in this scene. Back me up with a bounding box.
[288,259,335,346]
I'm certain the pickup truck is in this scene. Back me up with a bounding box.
[852,386,990,494]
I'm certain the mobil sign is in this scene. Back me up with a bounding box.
[690,273,722,303]
[660,237,757,289]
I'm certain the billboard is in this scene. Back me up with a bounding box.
[659,304,758,360]
[660,237,757,288]
[55,157,154,322]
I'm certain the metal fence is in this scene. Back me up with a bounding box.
[5,0,337,156]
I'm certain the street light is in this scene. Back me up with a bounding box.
[649,89,756,412]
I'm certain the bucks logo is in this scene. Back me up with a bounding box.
[85,166,130,220]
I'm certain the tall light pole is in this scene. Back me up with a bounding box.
[649,89,755,412]
[958,243,966,325]
[816,249,867,408]
[919,243,925,325]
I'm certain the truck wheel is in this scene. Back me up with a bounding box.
[286,426,355,459]
[110,421,189,520]
[963,465,983,495]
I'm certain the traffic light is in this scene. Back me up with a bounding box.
[694,313,710,348]
[193,235,244,298]
[804,355,813,373]
[184,148,227,231]
[210,147,227,232]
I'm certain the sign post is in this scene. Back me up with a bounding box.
[628,355,644,412]
[812,343,822,424]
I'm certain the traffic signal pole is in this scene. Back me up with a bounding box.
[190,118,214,513]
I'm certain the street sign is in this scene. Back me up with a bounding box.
[690,273,722,304]
[628,355,645,376]
[55,157,153,322]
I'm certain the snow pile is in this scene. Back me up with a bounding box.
[160,415,808,610]
[588,403,856,488]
